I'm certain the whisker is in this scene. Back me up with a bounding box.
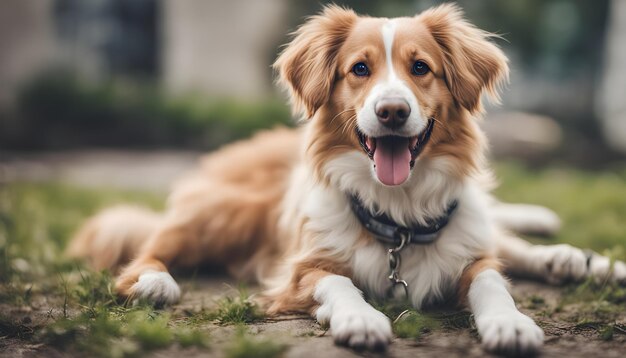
[429,116,451,137]
[336,114,357,137]
[342,114,358,136]
[330,108,355,126]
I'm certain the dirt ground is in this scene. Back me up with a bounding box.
[1,275,625,358]
[1,151,625,357]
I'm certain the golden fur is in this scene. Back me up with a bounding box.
[69,4,508,313]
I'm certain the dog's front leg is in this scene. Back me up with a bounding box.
[461,259,544,355]
[314,275,392,350]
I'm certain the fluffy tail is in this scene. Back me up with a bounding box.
[491,201,561,237]
[66,205,162,271]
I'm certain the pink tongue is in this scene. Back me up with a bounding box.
[373,137,411,186]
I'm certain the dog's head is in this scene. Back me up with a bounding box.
[275,4,508,186]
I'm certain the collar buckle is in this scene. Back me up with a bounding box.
[392,227,410,250]
[387,229,409,298]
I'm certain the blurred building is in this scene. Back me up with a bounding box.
[0,0,58,107]
[163,0,288,99]
[0,0,288,105]
[1,0,625,156]
[598,0,626,154]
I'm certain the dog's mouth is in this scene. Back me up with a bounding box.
[357,118,435,186]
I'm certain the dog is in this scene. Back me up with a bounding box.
[67,4,626,355]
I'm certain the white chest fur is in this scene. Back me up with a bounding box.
[283,152,496,309]
[351,183,495,307]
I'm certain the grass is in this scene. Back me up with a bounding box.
[225,326,288,358]
[494,162,626,259]
[29,270,210,356]
[212,288,265,325]
[393,312,442,339]
[0,181,273,356]
[372,299,473,340]
[1,161,626,353]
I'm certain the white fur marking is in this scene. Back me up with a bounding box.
[529,244,587,284]
[316,153,493,308]
[588,253,626,284]
[382,20,398,81]
[492,202,561,236]
[469,269,543,355]
[356,20,426,140]
[611,260,626,284]
[132,270,181,305]
[498,236,626,285]
[314,275,392,349]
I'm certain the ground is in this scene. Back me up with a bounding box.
[1,151,625,357]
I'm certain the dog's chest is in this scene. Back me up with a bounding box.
[351,232,477,308]
[349,191,495,308]
[291,164,494,308]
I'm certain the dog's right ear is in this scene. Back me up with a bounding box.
[274,5,357,119]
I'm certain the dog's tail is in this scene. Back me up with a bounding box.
[66,205,162,271]
[491,201,561,237]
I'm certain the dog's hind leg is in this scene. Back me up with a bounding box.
[495,231,626,285]
[491,201,561,237]
[66,205,162,272]
[114,220,193,306]
[114,179,280,305]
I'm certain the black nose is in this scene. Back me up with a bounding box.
[375,98,410,128]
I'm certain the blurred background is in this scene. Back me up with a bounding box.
[0,0,625,258]
[1,2,625,354]
[1,0,626,160]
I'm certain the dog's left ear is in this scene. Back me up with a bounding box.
[274,5,357,119]
[420,4,509,114]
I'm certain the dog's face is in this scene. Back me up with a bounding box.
[275,4,508,186]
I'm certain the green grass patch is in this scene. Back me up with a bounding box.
[212,289,264,325]
[372,299,472,340]
[525,295,547,310]
[0,183,213,356]
[39,306,209,357]
[599,324,614,341]
[175,327,210,348]
[494,162,626,259]
[393,311,441,339]
[557,278,626,326]
[0,182,162,284]
[1,162,626,353]
[225,326,288,358]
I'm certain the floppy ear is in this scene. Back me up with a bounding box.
[274,5,357,119]
[420,4,509,114]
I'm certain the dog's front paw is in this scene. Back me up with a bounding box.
[129,270,181,306]
[320,304,392,350]
[476,311,543,356]
[533,244,587,284]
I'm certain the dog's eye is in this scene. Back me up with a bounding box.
[411,61,430,76]
[352,62,369,77]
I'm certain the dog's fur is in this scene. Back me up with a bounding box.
[67,4,626,355]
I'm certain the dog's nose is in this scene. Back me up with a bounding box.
[375,98,410,128]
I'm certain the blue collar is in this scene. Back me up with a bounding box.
[349,194,458,246]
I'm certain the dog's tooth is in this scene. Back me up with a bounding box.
[367,137,376,152]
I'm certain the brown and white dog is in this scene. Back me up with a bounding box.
[68,4,626,355]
